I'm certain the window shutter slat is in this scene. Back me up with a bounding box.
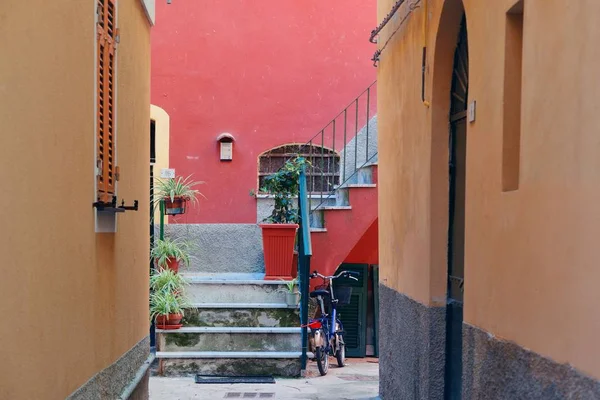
[96,0,116,203]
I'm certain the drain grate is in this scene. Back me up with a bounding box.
[196,375,275,384]
[337,375,378,382]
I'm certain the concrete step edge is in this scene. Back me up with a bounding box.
[156,327,301,334]
[183,277,293,285]
[344,183,377,188]
[315,205,352,211]
[156,351,312,359]
[186,302,297,309]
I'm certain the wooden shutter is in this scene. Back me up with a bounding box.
[336,264,368,357]
[96,0,117,203]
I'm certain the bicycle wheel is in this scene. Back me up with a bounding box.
[335,334,346,367]
[315,345,329,376]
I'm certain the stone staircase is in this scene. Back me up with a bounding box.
[155,274,302,377]
[154,109,378,377]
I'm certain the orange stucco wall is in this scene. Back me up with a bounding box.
[379,0,600,381]
[0,1,151,398]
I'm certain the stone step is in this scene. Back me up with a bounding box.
[182,275,293,304]
[182,305,299,328]
[155,352,304,377]
[157,327,301,353]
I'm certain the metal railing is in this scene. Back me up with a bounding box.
[262,82,378,213]
[297,167,312,374]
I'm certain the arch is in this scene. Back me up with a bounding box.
[257,143,340,193]
[150,104,170,223]
[429,2,469,398]
[429,0,468,308]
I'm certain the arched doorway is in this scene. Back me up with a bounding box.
[444,14,468,400]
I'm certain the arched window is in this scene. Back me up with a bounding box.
[258,144,340,193]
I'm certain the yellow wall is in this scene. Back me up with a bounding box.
[151,104,171,224]
[0,0,151,398]
[379,0,600,380]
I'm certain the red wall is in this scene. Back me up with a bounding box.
[151,0,376,223]
[344,219,379,265]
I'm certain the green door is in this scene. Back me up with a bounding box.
[335,264,368,357]
[373,265,379,357]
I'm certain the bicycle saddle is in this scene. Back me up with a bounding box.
[309,289,330,298]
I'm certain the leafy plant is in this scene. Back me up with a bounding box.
[154,174,205,206]
[151,237,191,268]
[149,290,189,321]
[283,278,298,294]
[150,268,189,293]
[260,157,309,224]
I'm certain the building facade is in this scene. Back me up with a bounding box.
[151,0,376,224]
[377,0,600,399]
[0,0,154,398]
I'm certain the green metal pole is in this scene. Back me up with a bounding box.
[159,200,165,241]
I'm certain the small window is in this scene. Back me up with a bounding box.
[96,0,118,203]
[258,144,340,193]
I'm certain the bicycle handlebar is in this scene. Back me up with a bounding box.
[309,270,359,281]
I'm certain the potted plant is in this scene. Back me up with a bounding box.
[283,278,300,307]
[150,290,187,330]
[154,174,205,215]
[151,237,191,273]
[149,268,191,330]
[259,157,308,280]
[150,267,189,294]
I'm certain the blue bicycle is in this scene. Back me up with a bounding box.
[308,270,359,376]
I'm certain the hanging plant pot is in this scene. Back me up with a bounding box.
[155,313,183,330]
[260,223,298,280]
[164,196,188,215]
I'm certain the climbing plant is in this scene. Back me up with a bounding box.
[260,157,309,224]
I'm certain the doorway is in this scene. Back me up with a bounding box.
[444,14,468,400]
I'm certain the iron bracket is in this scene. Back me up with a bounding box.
[93,196,139,213]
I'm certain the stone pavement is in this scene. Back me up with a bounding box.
[149,358,380,400]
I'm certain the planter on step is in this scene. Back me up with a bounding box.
[260,223,298,280]
[286,291,300,307]
[155,313,183,330]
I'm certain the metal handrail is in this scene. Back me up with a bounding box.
[297,167,312,374]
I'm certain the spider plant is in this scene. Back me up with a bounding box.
[150,268,189,293]
[283,278,298,294]
[154,174,205,206]
[149,290,189,321]
[150,237,191,268]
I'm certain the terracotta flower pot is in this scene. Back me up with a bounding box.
[291,251,299,279]
[165,257,180,273]
[155,257,180,273]
[164,196,187,215]
[155,313,183,329]
[260,223,298,280]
